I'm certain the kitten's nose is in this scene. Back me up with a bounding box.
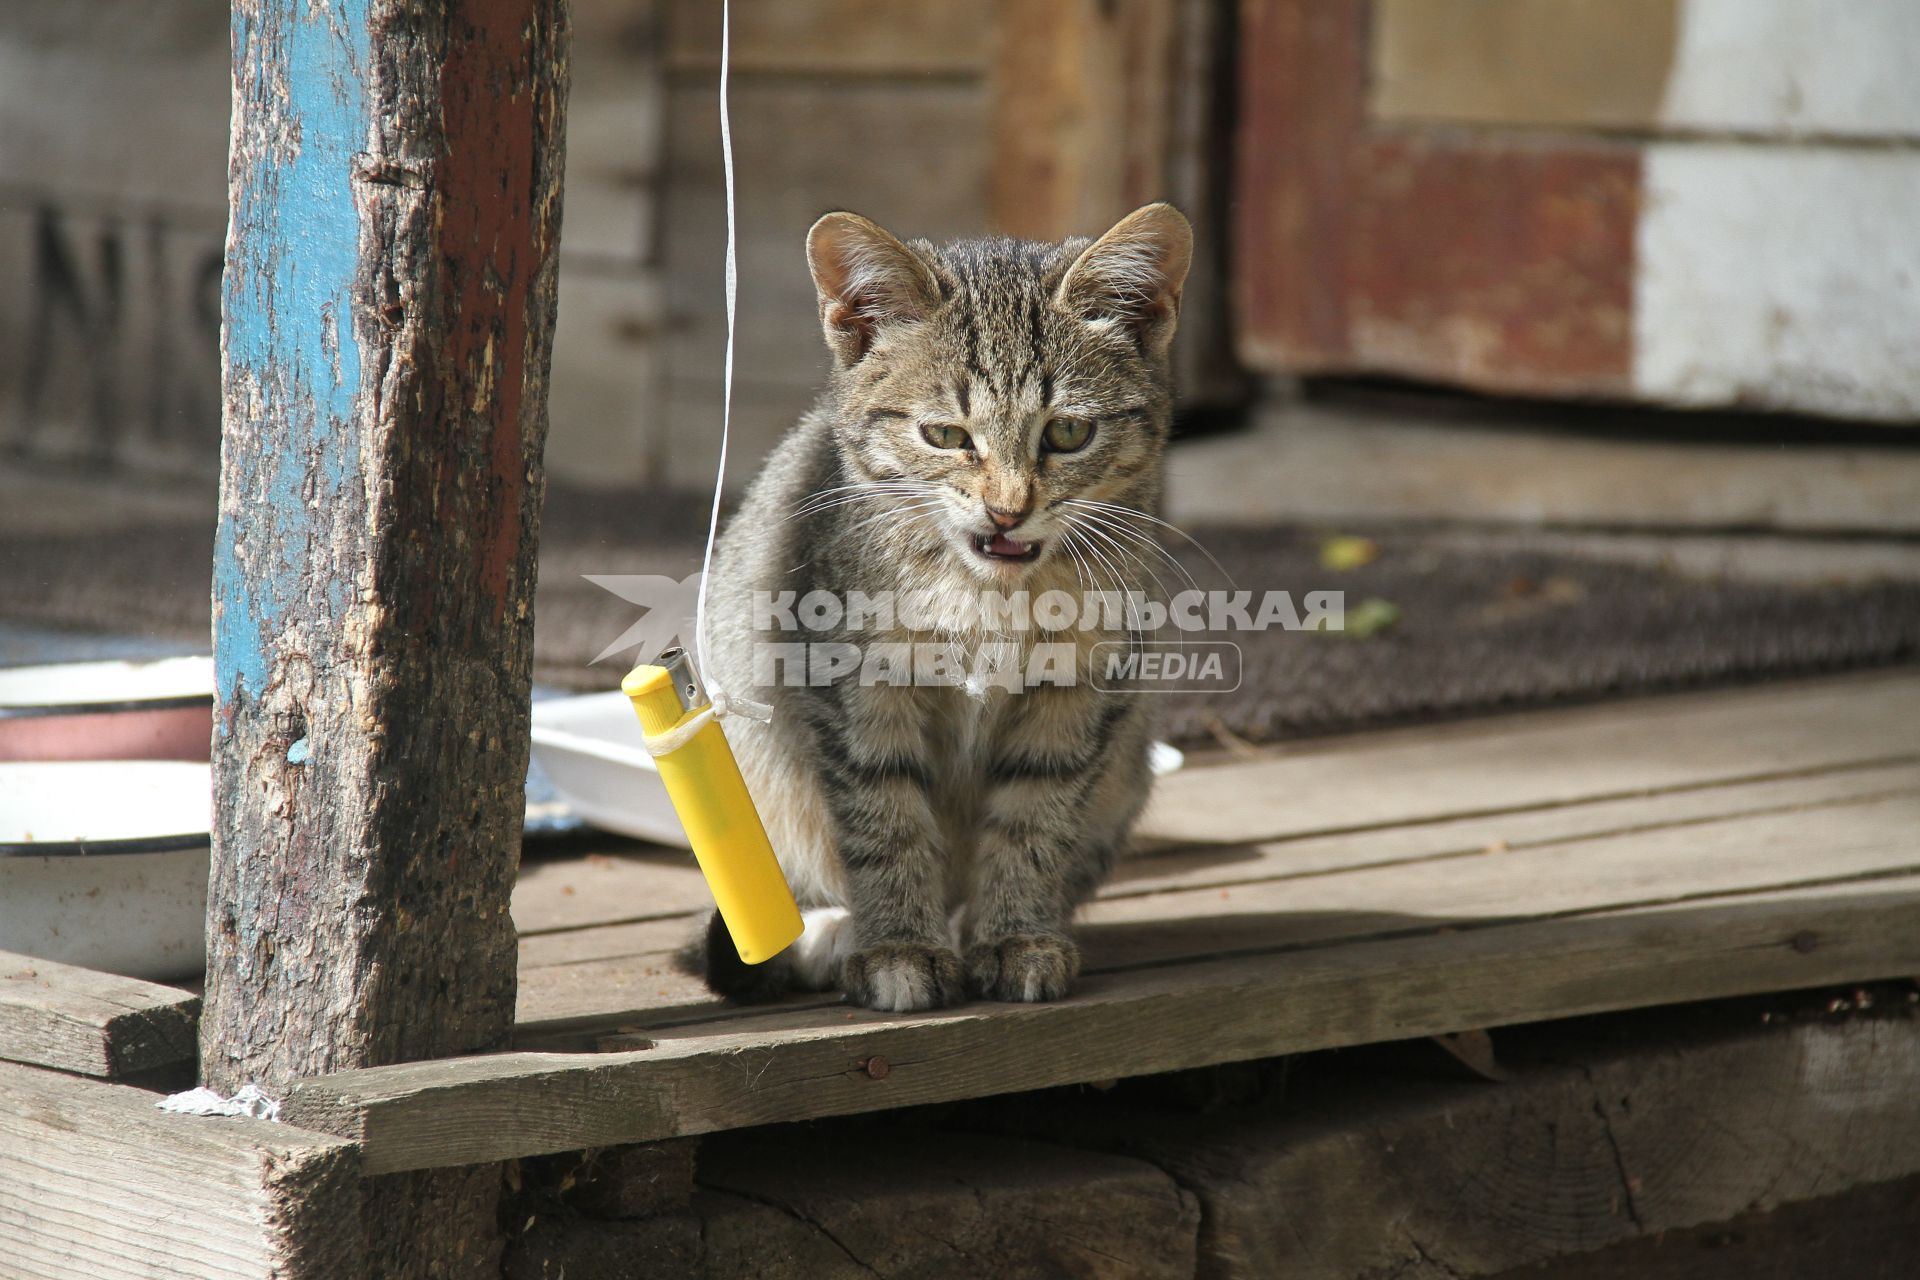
[984,503,1029,531]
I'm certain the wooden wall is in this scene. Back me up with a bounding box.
[0,0,1005,490]
[0,0,1241,491]
[653,0,994,490]
[1236,0,1920,421]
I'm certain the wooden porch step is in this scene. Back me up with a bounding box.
[273,669,1920,1175]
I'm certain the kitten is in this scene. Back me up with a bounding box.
[698,203,1193,1012]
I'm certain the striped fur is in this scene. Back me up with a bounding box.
[700,205,1193,1011]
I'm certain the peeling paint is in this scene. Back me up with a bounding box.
[215,0,370,723]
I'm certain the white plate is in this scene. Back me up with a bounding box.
[530,692,688,845]
[0,760,211,981]
[528,692,1186,848]
[0,655,214,714]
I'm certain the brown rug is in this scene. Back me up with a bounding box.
[4,483,1918,746]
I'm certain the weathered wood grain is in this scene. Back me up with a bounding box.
[1118,760,1920,899]
[514,846,711,935]
[210,1,570,1272]
[989,0,1245,410]
[697,1128,1201,1279]
[1087,787,1920,967]
[0,949,198,1078]
[0,1061,363,1279]
[658,73,988,488]
[507,766,1920,1035]
[1236,0,1638,397]
[211,0,568,1086]
[1138,670,1920,845]
[290,876,1920,1174]
[1372,0,1679,134]
[1164,398,1920,533]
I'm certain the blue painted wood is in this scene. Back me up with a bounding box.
[216,1,371,722]
[207,3,570,1268]
[207,0,569,1102]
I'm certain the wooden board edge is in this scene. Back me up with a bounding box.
[0,949,200,1078]
[287,880,1920,1174]
[0,1062,364,1278]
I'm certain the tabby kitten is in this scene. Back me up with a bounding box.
[699,203,1193,1012]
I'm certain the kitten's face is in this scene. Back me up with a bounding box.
[808,206,1192,584]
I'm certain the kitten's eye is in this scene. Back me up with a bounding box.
[1042,417,1095,453]
[921,423,973,451]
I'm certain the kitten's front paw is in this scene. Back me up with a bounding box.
[840,943,966,1013]
[966,934,1080,1002]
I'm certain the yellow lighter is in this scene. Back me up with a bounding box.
[622,648,802,965]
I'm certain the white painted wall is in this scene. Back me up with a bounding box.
[1634,145,1920,421]
[1662,0,1920,139]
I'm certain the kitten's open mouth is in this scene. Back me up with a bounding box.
[972,533,1043,563]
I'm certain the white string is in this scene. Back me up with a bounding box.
[691,0,735,700]
[641,0,771,750]
[637,691,774,759]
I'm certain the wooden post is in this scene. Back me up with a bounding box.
[989,0,1177,242]
[209,0,568,1272]
[989,0,1245,410]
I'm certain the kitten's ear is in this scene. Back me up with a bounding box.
[1055,202,1193,355]
[807,212,943,366]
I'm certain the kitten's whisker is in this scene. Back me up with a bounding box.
[843,497,947,539]
[1062,498,1234,587]
[1065,505,1190,591]
[1070,508,1204,599]
[1058,529,1115,602]
[1059,525,1121,594]
[1072,519,1170,609]
[1064,520,1142,601]
[788,480,936,521]
[1069,518,1192,652]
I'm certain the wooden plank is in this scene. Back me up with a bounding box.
[1633,145,1920,422]
[0,3,231,214]
[664,0,992,77]
[1088,788,1920,968]
[1163,397,1920,532]
[1116,760,1920,899]
[0,1061,363,1279]
[1345,134,1639,396]
[0,950,198,1078]
[510,756,1920,990]
[291,876,1920,1173]
[1238,0,1920,416]
[1237,0,1641,399]
[658,73,987,490]
[558,3,663,265]
[661,75,988,390]
[1232,0,1365,368]
[1371,0,1680,133]
[545,264,665,489]
[1138,671,1920,845]
[514,847,710,935]
[511,777,1920,1034]
[988,0,1177,241]
[987,0,1249,412]
[1372,0,1920,142]
[697,1129,1200,1279]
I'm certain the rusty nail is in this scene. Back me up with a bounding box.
[1790,930,1818,954]
[861,1055,890,1080]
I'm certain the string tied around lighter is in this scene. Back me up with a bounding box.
[619,0,803,968]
